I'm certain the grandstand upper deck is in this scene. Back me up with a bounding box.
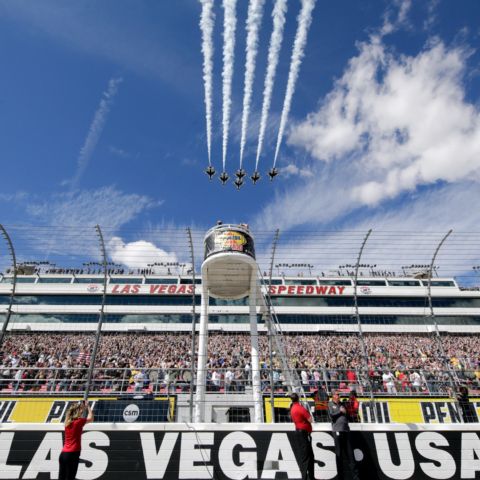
[0,272,467,290]
[1,273,480,333]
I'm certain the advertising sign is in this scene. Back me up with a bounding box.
[264,396,480,424]
[0,428,479,479]
[0,397,175,423]
[204,228,255,259]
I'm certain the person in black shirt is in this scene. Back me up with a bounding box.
[456,386,478,423]
[328,391,360,480]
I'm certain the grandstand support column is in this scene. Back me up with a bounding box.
[249,272,263,423]
[353,229,376,420]
[0,224,17,349]
[194,281,209,423]
[427,230,458,387]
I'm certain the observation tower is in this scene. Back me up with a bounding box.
[194,223,263,423]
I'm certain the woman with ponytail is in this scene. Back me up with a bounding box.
[59,401,94,480]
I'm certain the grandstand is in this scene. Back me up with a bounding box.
[0,225,479,424]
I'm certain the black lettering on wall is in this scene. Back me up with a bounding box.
[0,401,15,422]
[421,403,436,423]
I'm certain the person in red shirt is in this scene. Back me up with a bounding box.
[290,393,314,480]
[345,390,360,423]
[59,401,94,480]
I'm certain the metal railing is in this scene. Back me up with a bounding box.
[1,366,478,397]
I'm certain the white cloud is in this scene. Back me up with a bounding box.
[0,192,28,203]
[25,186,160,228]
[0,187,162,263]
[254,35,480,232]
[108,146,133,159]
[252,168,357,231]
[351,181,480,232]
[68,77,123,188]
[281,163,313,178]
[289,37,480,207]
[108,237,179,271]
[256,182,480,283]
[380,0,412,36]
[424,0,440,31]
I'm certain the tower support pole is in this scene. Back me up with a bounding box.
[249,272,263,423]
[194,281,209,422]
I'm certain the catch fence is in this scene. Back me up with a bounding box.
[0,225,479,423]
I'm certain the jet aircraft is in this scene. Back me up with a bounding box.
[234,178,244,190]
[268,167,278,181]
[235,169,246,180]
[219,171,229,185]
[251,171,260,184]
[205,165,215,179]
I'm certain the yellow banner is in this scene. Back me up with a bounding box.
[263,396,480,424]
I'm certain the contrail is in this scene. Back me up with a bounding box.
[254,0,288,171]
[238,0,265,169]
[199,0,215,166]
[273,0,316,167]
[71,77,123,188]
[221,0,237,171]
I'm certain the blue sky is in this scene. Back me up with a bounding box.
[0,0,479,249]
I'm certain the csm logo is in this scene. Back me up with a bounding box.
[87,284,99,293]
[123,404,140,423]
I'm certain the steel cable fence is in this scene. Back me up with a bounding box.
[0,226,479,423]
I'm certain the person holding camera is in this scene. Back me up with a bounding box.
[328,391,360,480]
[59,401,94,480]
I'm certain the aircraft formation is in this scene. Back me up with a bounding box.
[205,166,278,189]
[198,0,316,191]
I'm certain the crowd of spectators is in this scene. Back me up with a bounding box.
[0,333,478,395]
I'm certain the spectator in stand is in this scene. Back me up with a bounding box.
[346,369,357,389]
[409,370,422,393]
[0,332,478,396]
[133,370,145,392]
[382,371,397,394]
[225,368,234,392]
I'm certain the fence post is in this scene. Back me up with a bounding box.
[353,229,376,421]
[267,229,280,423]
[83,225,108,400]
[0,225,17,350]
[187,227,196,422]
[426,230,457,391]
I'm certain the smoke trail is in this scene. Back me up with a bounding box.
[238,0,265,169]
[254,0,288,171]
[199,0,215,166]
[221,0,237,171]
[273,0,316,167]
[71,77,123,188]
